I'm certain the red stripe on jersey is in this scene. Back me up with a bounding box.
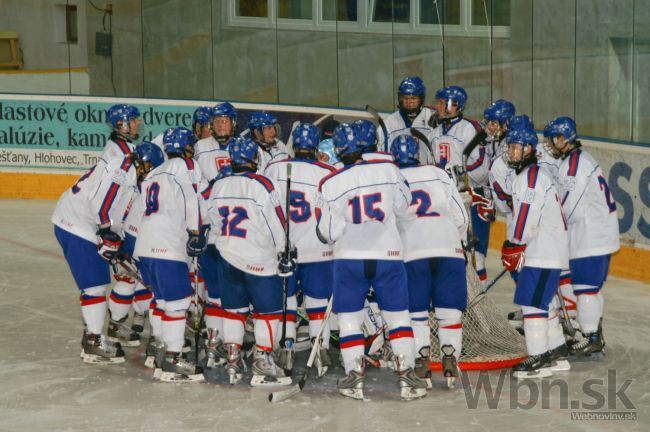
[99,182,121,225]
[114,138,131,156]
[274,205,287,228]
[182,157,195,170]
[466,146,485,171]
[308,159,336,172]
[120,157,133,172]
[513,202,530,241]
[492,180,510,201]
[527,165,539,188]
[243,172,275,193]
[467,117,484,134]
[567,150,581,177]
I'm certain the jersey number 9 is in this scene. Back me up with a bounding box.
[144,182,160,216]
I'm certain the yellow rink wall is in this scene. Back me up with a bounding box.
[2,170,648,284]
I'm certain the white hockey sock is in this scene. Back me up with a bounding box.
[253,311,280,352]
[436,307,462,361]
[149,299,164,338]
[547,300,565,349]
[338,311,365,374]
[305,296,330,349]
[162,297,191,352]
[521,306,549,356]
[560,271,577,318]
[80,285,107,335]
[204,296,224,339]
[282,295,297,341]
[222,308,248,346]
[329,312,339,331]
[475,252,487,282]
[383,310,416,369]
[363,299,385,356]
[576,290,603,333]
[409,311,430,353]
[108,279,136,321]
[132,283,152,314]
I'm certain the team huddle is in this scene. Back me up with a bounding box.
[51,76,620,401]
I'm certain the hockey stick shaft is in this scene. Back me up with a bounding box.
[556,287,576,338]
[114,258,150,291]
[191,257,202,361]
[280,163,293,349]
[410,127,433,155]
[366,105,389,152]
[468,268,508,309]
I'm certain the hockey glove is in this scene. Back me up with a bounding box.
[278,247,298,277]
[186,225,210,258]
[468,186,496,222]
[96,226,123,262]
[501,240,526,272]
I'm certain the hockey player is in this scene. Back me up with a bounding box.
[194,102,237,184]
[265,123,336,377]
[52,142,163,364]
[102,104,142,162]
[249,111,289,173]
[501,120,569,379]
[316,123,427,401]
[543,116,619,356]
[379,76,435,163]
[192,106,214,140]
[391,134,469,388]
[206,136,293,386]
[430,86,492,284]
[353,119,393,161]
[134,127,207,382]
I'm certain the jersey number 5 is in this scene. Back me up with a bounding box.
[218,206,249,238]
[349,193,385,224]
[289,190,311,223]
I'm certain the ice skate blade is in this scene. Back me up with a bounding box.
[338,388,365,400]
[154,369,205,383]
[317,366,329,378]
[143,355,156,369]
[424,378,433,389]
[227,371,243,385]
[569,351,605,362]
[401,386,427,401]
[106,336,140,348]
[269,384,301,403]
[80,350,125,364]
[250,375,292,387]
[512,367,552,380]
[551,359,571,371]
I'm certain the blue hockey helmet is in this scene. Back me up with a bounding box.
[229,136,259,166]
[107,104,141,130]
[508,114,533,132]
[317,138,339,166]
[543,116,577,143]
[135,141,165,170]
[163,127,197,155]
[398,76,426,97]
[484,99,516,126]
[332,123,362,157]
[441,85,468,111]
[391,134,420,166]
[292,123,320,153]
[506,122,538,148]
[213,102,238,125]
[352,119,378,152]
[193,106,213,127]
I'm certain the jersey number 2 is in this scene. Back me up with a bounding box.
[218,206,249,238]
[411,190,440,217]
[597,175,617,213]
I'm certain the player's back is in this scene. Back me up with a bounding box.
[258,140,289,173]
[135,157,201,262]
[194,136,231,183]
[317,160,410,260]
[264,158,335,263]
[398,165,467,261]
[208,172,286,275]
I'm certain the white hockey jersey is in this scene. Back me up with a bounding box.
[100,134,135,163]
[536,143,562,180]
[333,151,394,169]
[150,131,169,162]
[52,156,138,243]
[379,108,435,165]
[194,136,231,183]
[264,158,335,263]
[509,164,569,269]
[207,172,287,276]
[397,165,468,261]
[257,140,289,174]
[121,189,143,239]
[429,117,489,188]
[555,147,620,259]
[316,160,411,260]
[134,157,203,262]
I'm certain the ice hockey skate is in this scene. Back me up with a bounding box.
[204,328,227,368]
[414,346,433,389]
[569,325,605,359]
[441,345,461,388]
[337,357,365,400]
[80,331,125,364]
[131,311,147,334]
[395,355,427,400]
[153,351,204,383]
[549,343,571,371]
[275,338,295,376]
[107,313,141,347]
[312,339,331,378]
[512,352,553,379]
[224,343,246,385]
[251,349,292,387]
[143,336,164,369]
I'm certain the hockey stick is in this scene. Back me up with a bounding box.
[279,163,293,355]
[269,296,333,403]
[113,258,151,291]
[556,287,576,338]
[366,105,389,152]
[467,268,508,309]
[433,0,445,85]
[191,256,203,362]
[410,127,433,155]
[461,128,488,269]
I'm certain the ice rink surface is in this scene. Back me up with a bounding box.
[0,199,647,432]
